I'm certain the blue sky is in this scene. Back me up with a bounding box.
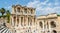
[0,0,60,16]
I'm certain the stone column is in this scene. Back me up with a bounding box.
[33,18,35,26]
[16,7,18,27]
[34,17,36,25]
[27,16,28,26]
[45,20,47,33]
[49,21,50,29]
[22,16,24,26]
[15,15,17,27]
[24,16,26,26]
[46,21,47,29]
[26,16,28,26]
[48,21,50,30]
[23,16,24,26]
[32,18,34,26]
[19,16,21,26]
[12,16,14,26]
[43,21,44,31]
[21,16,23,26]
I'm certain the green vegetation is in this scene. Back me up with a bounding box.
[0,8,6,16]
[0,15,6,18]
[6,10,11,23]
[57,14,60,16]
[0,8,11,23]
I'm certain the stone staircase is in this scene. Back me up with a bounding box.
[0,24,12,33]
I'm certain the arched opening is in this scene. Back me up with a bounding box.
[53,30,57,33]
[3,22,6,27]
[50,21,56,28]
[47,31,50,33]
[24,8,27,13]
[17,16,19,26]
[31,9,33,14]
[39,22,43,28]
[17,7,20,12]
[28,17,32,26]
[21,17,23,26]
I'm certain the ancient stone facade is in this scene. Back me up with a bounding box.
[37,13,60,33]
[10,5,36,33]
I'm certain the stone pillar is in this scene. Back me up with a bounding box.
[15,15,17,27]
[46,21,47,29]
[16,7,18,27]
[34,17,36,26]
[32,18,34,26]
[45,20,47,33]
[49,21,51,33]
[33,18,35,26]
[27,16,28,26]
[24,16,26,26]
[49,21,50,29]
[22,16,24,26]
[12,16,14,26]
[19,16,21,26]
[26,16,28,26]
[43,21,44,31]
[23,16,24,26]
[21,16,23,26]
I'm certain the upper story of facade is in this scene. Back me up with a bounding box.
[11,4,36,16]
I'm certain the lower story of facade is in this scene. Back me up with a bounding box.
[1,13,60,33]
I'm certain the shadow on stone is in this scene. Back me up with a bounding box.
[3,23,6,27]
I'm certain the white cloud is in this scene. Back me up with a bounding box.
[4,5,12,12]
[5,6,11,10]
[27,0,60,16]
[48,3,52,6]
[41,0,49,5]
[27,0,40,7]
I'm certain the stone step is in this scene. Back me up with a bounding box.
[3,28,8,33]
[0,26,5,30]
[0,27,6,33]
[0,26,12,33]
